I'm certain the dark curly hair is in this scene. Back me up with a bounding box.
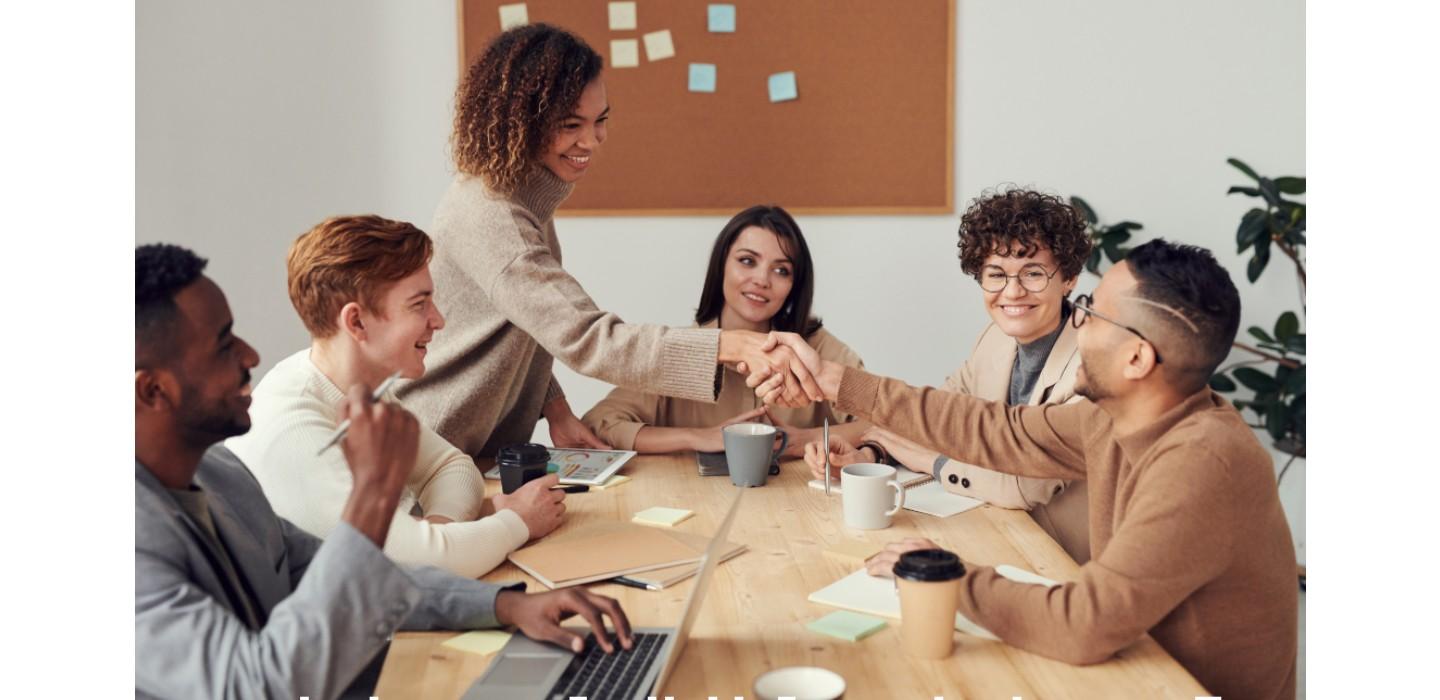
[136,243,208,368]
[957,187,1092,283]
[452,24,603,193]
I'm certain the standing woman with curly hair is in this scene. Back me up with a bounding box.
[399,25,819,459]
[805,187,1096,564]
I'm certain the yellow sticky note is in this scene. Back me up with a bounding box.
[610,39,640,68]
[642,30,675,61]
[633,506,693,527]
[592,474,632,491]
[608,2,637,31]
[824,540,882,568]
[441,630,512,656]
[497,4,528,31]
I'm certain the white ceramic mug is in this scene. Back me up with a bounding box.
[840,463,905,530]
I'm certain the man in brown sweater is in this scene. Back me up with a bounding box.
[756,239,1297,699]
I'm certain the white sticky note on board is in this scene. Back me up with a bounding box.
[643,29,676,61]
[608,2,637,31]
[610,39,640,68]
[497,3,528,30]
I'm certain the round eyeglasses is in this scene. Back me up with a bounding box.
[976,264,1058,293]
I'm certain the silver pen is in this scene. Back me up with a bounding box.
[823,417,831,496]
[315,371,405,455]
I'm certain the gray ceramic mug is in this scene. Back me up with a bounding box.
[723,422,788,487]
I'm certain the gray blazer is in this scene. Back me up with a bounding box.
[135,445,515,699]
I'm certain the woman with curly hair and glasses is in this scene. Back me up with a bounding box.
[399,25,821,459]
[804,187,1096,563]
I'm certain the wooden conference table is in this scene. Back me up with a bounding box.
[376,454,1208,699]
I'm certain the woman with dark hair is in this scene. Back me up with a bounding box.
[803,187,1096,563]
[398,25,820,459]
[582,205,865,455]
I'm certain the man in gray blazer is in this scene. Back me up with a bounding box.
[135,243,634,699]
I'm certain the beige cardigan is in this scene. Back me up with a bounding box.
[836,369,1297,700]
[939,320,1091,563]
[399,169,722,457]
[581,321,864,449]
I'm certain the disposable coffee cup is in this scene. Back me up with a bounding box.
[723,423,787,487]
[497,443,550,495]
[894,548,965,659]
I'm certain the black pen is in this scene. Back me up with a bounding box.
[550,485,590,493]
[609,576,659,591]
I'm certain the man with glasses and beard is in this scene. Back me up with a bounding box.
[752,239,1297,700]
[134,244,633,699]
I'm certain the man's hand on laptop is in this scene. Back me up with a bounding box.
[496,588,635,654]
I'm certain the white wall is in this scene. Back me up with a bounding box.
[137,0,1304,560]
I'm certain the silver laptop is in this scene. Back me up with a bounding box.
[463,488,745,700]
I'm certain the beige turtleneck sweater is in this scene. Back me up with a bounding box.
[399,168,722,457]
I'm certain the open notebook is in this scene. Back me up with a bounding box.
[807,565,1059,640]
[508,521,746,589]
[807,468,932,492]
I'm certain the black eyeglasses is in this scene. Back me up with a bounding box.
[1071,294,1163,364]
[976,263,1059,293]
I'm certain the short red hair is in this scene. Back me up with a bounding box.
[286,215,433,337]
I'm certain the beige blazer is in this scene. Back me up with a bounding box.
[938,319,1091,563]
[582,321,865,450]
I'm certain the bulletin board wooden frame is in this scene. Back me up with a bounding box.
[457,0,955,216]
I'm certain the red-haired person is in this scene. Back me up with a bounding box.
[398,24,821,461]
[805,188,1095,563]
[227,215,565,578]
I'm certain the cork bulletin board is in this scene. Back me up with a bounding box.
[458,0,955,215]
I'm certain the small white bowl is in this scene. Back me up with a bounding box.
[752,666,846,700]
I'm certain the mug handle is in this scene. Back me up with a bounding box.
[885,480,906,516]
[771,429,789,462]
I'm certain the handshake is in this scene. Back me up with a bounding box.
[723,330,842,408]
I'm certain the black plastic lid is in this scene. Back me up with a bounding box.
[496,442,550,466]
[894,549,965,582]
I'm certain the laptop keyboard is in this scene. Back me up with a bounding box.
[549,632,666,700]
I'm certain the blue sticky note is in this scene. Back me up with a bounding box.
[708,4,736,33]
[768,71,798,103]
[688,63,717,93]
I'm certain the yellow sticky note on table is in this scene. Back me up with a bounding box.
[591,474,631,491]
[442,630,512,656]
[610,39,640,68]
[643,30,675,61]
[608,2,637,31]
[497,3,528,31]
[633,506,693,527]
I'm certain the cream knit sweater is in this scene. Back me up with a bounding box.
[399,167,722,457]
[226,350,530,578]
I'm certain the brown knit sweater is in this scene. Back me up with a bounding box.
[400,168,721,457]
[835,367,1297,700]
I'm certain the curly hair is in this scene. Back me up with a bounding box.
[136,243,209,368]
[286,215,434,338]
[452,24,603,193]
[957,187,1091,281]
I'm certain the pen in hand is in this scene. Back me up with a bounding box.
[316,371,405,455]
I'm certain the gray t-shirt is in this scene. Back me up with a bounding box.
[168,484,264,628]
[1008,303,1072,406]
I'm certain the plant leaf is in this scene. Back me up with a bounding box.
[1265,401,1288,441]
[1085,248,1101,274]
[1209,374,1237,392]
[1233,367,1280,393]
[1284,365,1306,396]
[1274,311,1300,341]
[1247,238,1271,282]
[1285,334,1305,356]
[1248,326,1276,343]
[1257,177,1281,207]
[1275,176,1306,194]
[1070,196,1098,225]
[1227,157,1260,182]
[1227,186,1263,197]
[1236,209,1267,252]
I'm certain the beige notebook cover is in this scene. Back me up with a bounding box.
[616,531,747,589]
[508,521,741,589]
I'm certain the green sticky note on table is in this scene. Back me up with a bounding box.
[633,506,694,527]
[442,630,513,656]
[807,610,887,642]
